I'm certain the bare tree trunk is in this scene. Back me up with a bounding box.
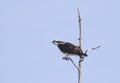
[78,60,81,83]
[78,8,82,83]
[68,8,100,83]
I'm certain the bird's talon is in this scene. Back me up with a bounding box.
[80,57,84,62]
[62,57,69,60]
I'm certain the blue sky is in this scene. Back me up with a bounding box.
[0,0,120,83]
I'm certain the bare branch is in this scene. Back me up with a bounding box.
[85,45,101,53]
[69,57,79,70]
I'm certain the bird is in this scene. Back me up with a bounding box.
[52,40,87,60]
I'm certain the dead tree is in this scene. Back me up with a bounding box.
[67,8,100,83]
[52,8,101,83]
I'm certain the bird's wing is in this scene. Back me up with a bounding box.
[74,46,83,53]
[64,42,76,50]
[65,43,82,52]
[64,43,83,55]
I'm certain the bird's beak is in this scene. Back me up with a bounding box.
[52,40,58,45]
[52,40,56,44]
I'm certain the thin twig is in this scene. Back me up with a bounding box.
[69,57,79,70]
[85,45,101,53]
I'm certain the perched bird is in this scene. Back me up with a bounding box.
[52,40,87,60]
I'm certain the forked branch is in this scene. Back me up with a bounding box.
[64,8,100,83]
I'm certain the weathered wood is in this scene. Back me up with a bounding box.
[77,8,82,83]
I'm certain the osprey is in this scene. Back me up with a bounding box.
[52,40,87,60]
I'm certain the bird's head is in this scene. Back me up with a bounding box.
[52,40,65,45]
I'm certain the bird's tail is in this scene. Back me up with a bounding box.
[83,53,87,57]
